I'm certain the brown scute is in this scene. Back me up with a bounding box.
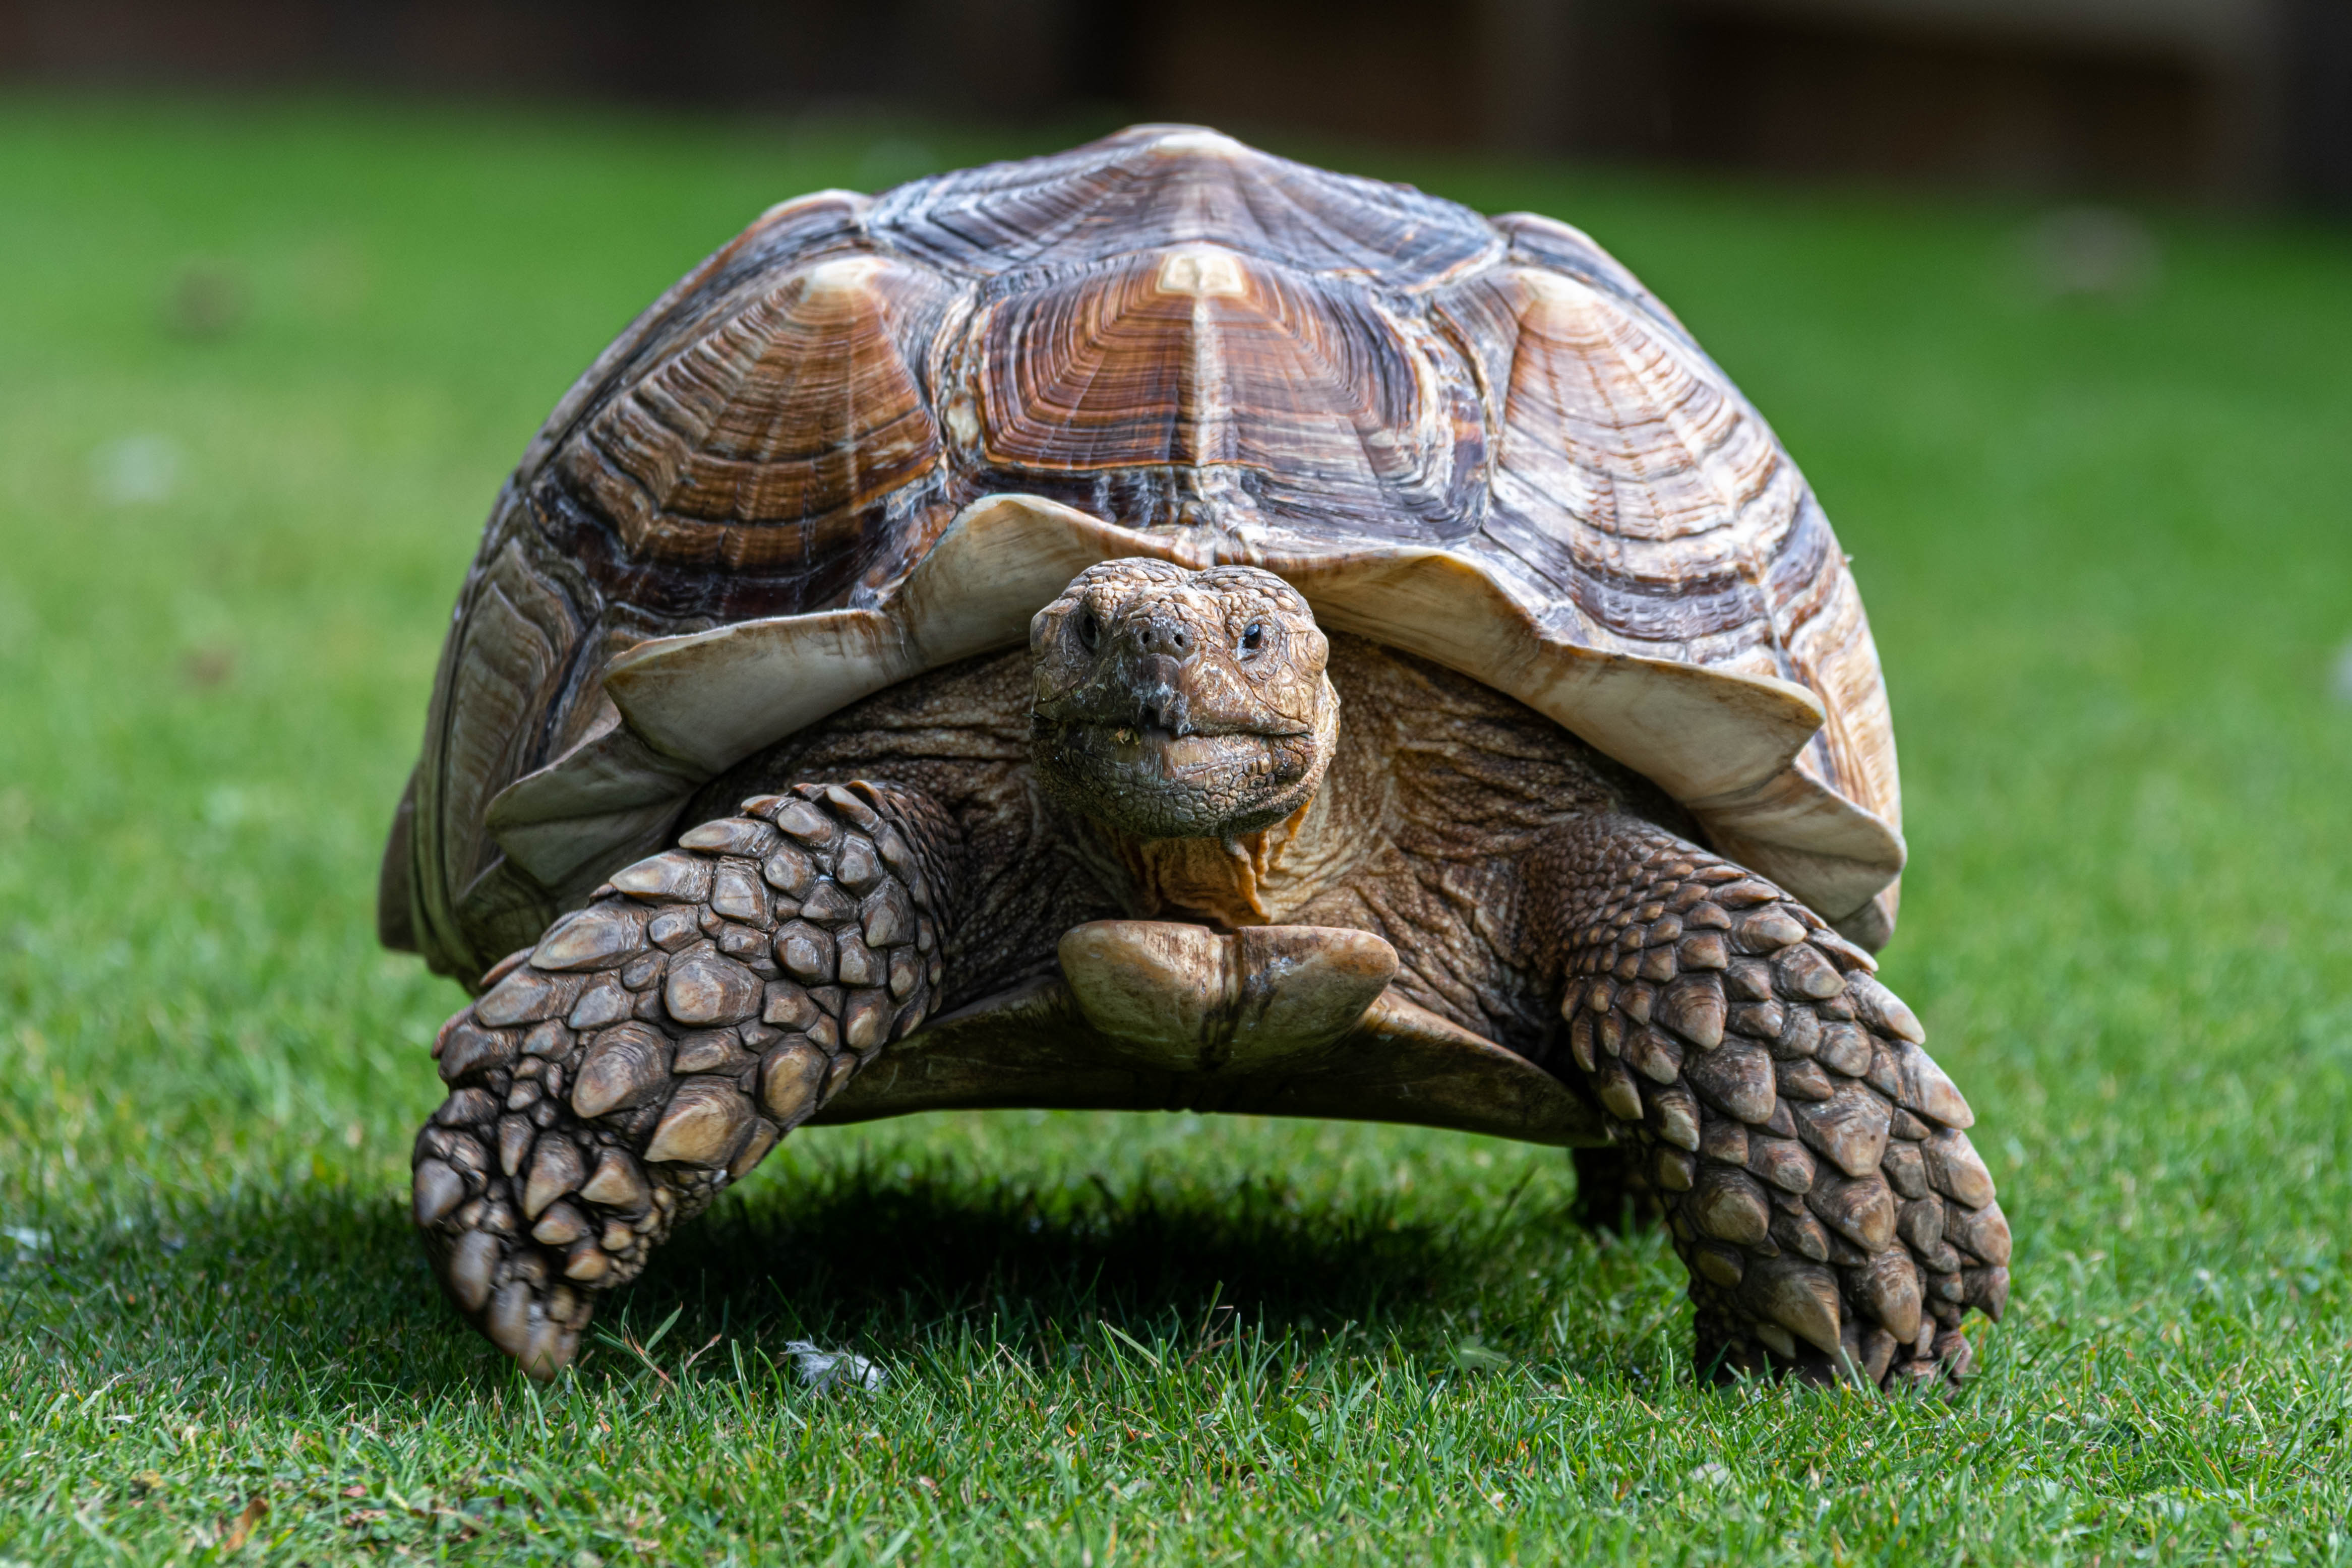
[411,536,584,975]
[1470,267,1788,558]
[524,477,911,628]
[1492,212,1693,349]
[1432,267,1900,840]
[864,125,1501,287]
[561,254,952,571]
[542,191,876,440]
[964,248,1462,520]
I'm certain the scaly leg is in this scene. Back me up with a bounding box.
[1545,814,2010,1386]
[408,780,958,1376]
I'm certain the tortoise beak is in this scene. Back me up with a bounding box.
[1126,649,1193,737]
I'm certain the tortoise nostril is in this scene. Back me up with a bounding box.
[1141,617,1194,658]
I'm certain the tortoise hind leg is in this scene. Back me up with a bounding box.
[409,780,959,1377]
[1542,813,2010,1386]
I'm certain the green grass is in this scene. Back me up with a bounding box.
[3,93,2350,1564]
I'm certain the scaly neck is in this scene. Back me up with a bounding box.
[1097,773,1368,928]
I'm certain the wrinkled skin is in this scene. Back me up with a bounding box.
[1030,561,1339,840]
[412,559,2005,1390]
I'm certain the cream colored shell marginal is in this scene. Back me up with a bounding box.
[414,124,1906,978]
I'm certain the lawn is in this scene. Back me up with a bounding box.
[2,93,2350,1564]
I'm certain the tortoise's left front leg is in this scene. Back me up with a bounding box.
[408,780,958,1376]
[1538,813,2011,1387]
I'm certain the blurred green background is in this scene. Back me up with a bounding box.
[1,93,2349,1563]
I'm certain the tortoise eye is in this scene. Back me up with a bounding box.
[1239,621,1265,656]
[1077,609,1101,651]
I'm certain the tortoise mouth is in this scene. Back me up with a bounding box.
[1078,720,1293,778]
[1032,716,1328,840]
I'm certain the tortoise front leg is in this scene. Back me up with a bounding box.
[1542,814,2009,1386]
[409,780,959,1377]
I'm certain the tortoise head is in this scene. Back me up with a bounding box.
[1029,559,1339,840]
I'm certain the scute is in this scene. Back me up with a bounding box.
[560,254,955,571]
[390,124,1907,983]
[865,125,1501,288]
[951,244,1478,532]
[513,190,877,496]
[410,537,585,966]
[1430,266,1901,848]
[1492,212,1700,352]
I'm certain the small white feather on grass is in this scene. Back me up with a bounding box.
[785,1341,885,1393]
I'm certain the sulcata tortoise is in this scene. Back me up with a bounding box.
[384,126,2008,1385]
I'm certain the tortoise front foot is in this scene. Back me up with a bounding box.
[409,780,955,1376]
[1553,818,2010,1389]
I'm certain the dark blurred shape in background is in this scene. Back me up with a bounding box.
[0,0,2343,208]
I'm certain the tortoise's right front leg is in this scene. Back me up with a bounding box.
[409,780,959,1377]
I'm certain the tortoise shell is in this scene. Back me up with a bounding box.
[383,125,1904,985]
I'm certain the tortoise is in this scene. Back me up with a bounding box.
[384,125,2008,1385]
